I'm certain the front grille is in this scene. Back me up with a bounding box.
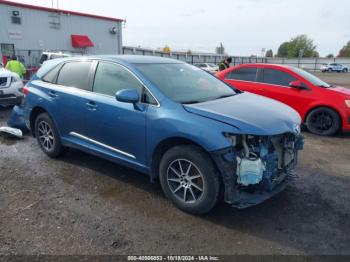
[0,94,16,99]
[0,77,8,87]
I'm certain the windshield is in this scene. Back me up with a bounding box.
[291,67,331,88]
[134,63,237,103]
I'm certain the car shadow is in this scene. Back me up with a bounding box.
[56,147,350,255]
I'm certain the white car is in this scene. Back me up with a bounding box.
[194,63,219,74]
[0,68,24,107]
[320,63,348,73]
[39,51,75,66]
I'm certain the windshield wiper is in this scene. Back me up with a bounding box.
[214,94,236,100]
[182,100,202,104]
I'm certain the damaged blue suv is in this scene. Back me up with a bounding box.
[10,56,304,214]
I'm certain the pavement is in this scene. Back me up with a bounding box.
[0,73,350,255]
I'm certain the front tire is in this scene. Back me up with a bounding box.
[306,107,341,136]
[343,68,348,73]
[34,112,63,157]
[159,145,220,214]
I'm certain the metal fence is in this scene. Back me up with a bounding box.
[122,46,350,72]
[122,46,266,65]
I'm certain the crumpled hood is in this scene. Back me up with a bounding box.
[184,92,301,135]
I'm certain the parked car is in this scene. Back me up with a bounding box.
[194,63,219,74]
[9,56,303,214]
[320,63,348,73]
[216,63,350,136]
[0,67,24,107]
[39,51,75,66]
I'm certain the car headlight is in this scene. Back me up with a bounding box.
[223,132,237,146]
[11,76,20,83]
[345,100,350,108]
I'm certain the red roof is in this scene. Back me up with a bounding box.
[71,35,94,48]
[0,0,124,22]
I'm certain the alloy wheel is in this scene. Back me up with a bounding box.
[38,121,55,151]
[310,111,333,132]
[166,159,204,204]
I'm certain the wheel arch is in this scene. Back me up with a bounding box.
[29,106,48,137]
[150,137,220,181]
[304,105,343,127]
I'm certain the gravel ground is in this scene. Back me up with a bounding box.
[0,73,350,255]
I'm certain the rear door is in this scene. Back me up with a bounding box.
[53,60,95,137]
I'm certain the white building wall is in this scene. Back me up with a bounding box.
[0,3,122,62]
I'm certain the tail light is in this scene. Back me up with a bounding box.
[23,85,29,96]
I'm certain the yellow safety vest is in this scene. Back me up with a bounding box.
[6,60,26,77]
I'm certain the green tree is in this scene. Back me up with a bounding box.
[265,49,273,57]
[337,41,350,57]
[277,35,318,58]
[326,54,334,58]
[277,42,289,57]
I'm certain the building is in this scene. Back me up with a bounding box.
[0,0,124,67]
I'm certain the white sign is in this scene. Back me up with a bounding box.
[8,30,23,40]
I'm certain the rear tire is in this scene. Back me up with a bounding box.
[159,145,220,214]
[306,107,341,136]
[34,112,63,157]
[328,68,332,73]
[343,68,348,73]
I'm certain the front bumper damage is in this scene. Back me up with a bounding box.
[211,133,304,208]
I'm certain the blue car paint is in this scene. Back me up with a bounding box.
[9,55,303,208]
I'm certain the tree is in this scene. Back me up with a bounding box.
[277,35,318,58]
[265,49,273,57]
[163,46,171,54]
[326,54,334,58]
[337,41,350,57]
[277,42,289,57]
[216,43,225,55]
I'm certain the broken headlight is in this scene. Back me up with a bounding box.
[223,132,237,146]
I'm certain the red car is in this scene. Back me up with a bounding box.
[216,64,350,136]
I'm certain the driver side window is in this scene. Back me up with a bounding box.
[93,62,143,97]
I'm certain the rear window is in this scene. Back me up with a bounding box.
[225,68,257,82]
[41,64,62,83]
[56,61,92,91]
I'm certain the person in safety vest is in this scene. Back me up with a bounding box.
[218,57,232,71]
[6,55,26,78]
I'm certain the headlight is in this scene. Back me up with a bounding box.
[11,76,20,83]
[223,132,237,146]
[345,100,350,108]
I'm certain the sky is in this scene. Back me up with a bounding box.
[11,0,350,56]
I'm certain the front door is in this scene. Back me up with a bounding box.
[257,68,314,113]
[80,61,147,166]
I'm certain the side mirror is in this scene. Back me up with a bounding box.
[116,89,139,104]
[289,80,308,90]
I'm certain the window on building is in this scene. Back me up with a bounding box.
[225,68,258,82]
[11,16,21,24]
[262,69,296,87]
[93,62,143,97]
[56,61,92,90]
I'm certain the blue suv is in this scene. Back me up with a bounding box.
[10,56,304,214]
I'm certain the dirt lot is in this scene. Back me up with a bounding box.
[0,73,350,256]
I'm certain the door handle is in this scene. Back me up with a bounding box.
[48,90,58,98]
[86,101,98,111]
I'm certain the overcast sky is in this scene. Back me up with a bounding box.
[13,0,350,56]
